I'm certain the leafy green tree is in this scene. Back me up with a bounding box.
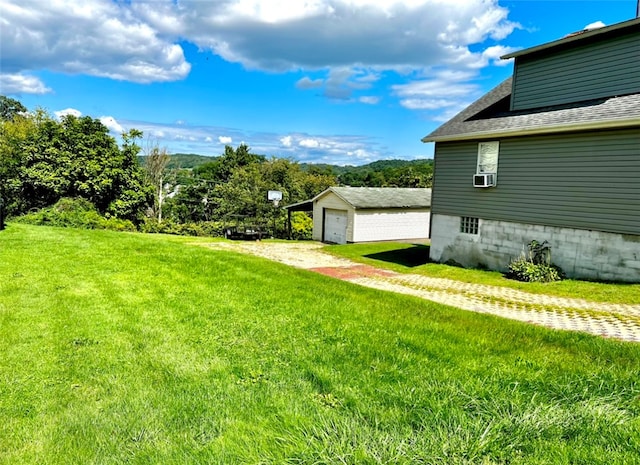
[0,95,27,121]
[194,143,265,183]
[103,128,152,220]
[0,107,43,215]
[165,182,211,223]
[1,109,151,221]
[164,145,335,235]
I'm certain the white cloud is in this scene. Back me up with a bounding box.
[103,118,393,164]
[176,0,518,72]
[0,73,51,94]
[218,136,233,144]
[280,135,292,147]
[99,116,124,134]
[299,138,320,148]
[278,133,388,164]
[205,136,213,142]
[347,148,371,160]
[2,0,520,111]
[359,96,380,105]
[295,77,324,89]
[584,21,606,30]
[481,45,517,66]
[54,108,82,119]
[1,0,190,85]
[392,69,482,117]
[321,67,380,100]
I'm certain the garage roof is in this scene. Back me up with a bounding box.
[328,187,431,209]
[284,187,432,211]
[320,187,431,209]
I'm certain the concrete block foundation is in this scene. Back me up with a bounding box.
[430,214,640,282]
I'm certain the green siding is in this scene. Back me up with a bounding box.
[511,31,640,110]
[431,129,640,235]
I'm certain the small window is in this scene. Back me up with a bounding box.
[460,216,479,235]
[477,141,499,174]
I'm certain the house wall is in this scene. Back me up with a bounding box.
[352,209,430,242]
[511,27,640,111]
[430,213,640,282]
[431,129,640,236]
[312,192,354,242]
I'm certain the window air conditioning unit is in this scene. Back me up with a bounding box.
[473,173,496,188]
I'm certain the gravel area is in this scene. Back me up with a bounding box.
[203,241,640,342]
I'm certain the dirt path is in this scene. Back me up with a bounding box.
[204,241,640,342]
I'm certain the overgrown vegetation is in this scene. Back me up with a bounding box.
[15,197,137,231]
[2,95,431,239]
[507,240,564,283]
[0,101,150,222]
[1,224,639,464]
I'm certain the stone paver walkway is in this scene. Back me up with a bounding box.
[204,241,640,342]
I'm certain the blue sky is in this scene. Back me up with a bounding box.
[1,0,637,165]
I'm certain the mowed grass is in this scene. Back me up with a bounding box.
[324,242,640,304]
[1,225,640,465]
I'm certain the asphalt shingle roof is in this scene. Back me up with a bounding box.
[423,77,640,142]
[423,18,640,143]
[325,187,431,209]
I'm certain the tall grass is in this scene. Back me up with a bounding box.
[1,224,639,464]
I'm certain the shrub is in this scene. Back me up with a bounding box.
[290,212,313,240]
[507,240,564,283]
[16,198,137,232]
[99,217,137,232]
[16,198,103,229]
[139,218,224,237]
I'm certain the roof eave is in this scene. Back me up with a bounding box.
[283,199,314,211]
[501,17,640,60]
[422,117,640,143]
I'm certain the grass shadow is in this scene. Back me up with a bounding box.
[364,244,430,268]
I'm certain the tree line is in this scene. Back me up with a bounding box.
[0,95,432,237]
[153,154,434,189]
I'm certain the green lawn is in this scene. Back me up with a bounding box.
[1,224,639,464]
[324,242,640,304]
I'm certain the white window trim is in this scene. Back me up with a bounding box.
[477,141,499,175]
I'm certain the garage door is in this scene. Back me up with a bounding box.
[353,210,430,242]
[324,209,348,244]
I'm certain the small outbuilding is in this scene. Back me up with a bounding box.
[286,187,431,244]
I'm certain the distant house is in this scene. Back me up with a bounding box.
[422,18,640,282]
[286,187,431,244]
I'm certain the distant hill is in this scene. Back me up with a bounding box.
[300,159,432,173]
[139,155,433,174]
[138,154,433,188]
[300,159,434,187]
[138,153,217,170]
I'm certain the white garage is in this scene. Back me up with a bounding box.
[323,208,348,244]
[287,187,431,244]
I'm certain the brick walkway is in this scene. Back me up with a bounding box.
[204,241,640,342]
